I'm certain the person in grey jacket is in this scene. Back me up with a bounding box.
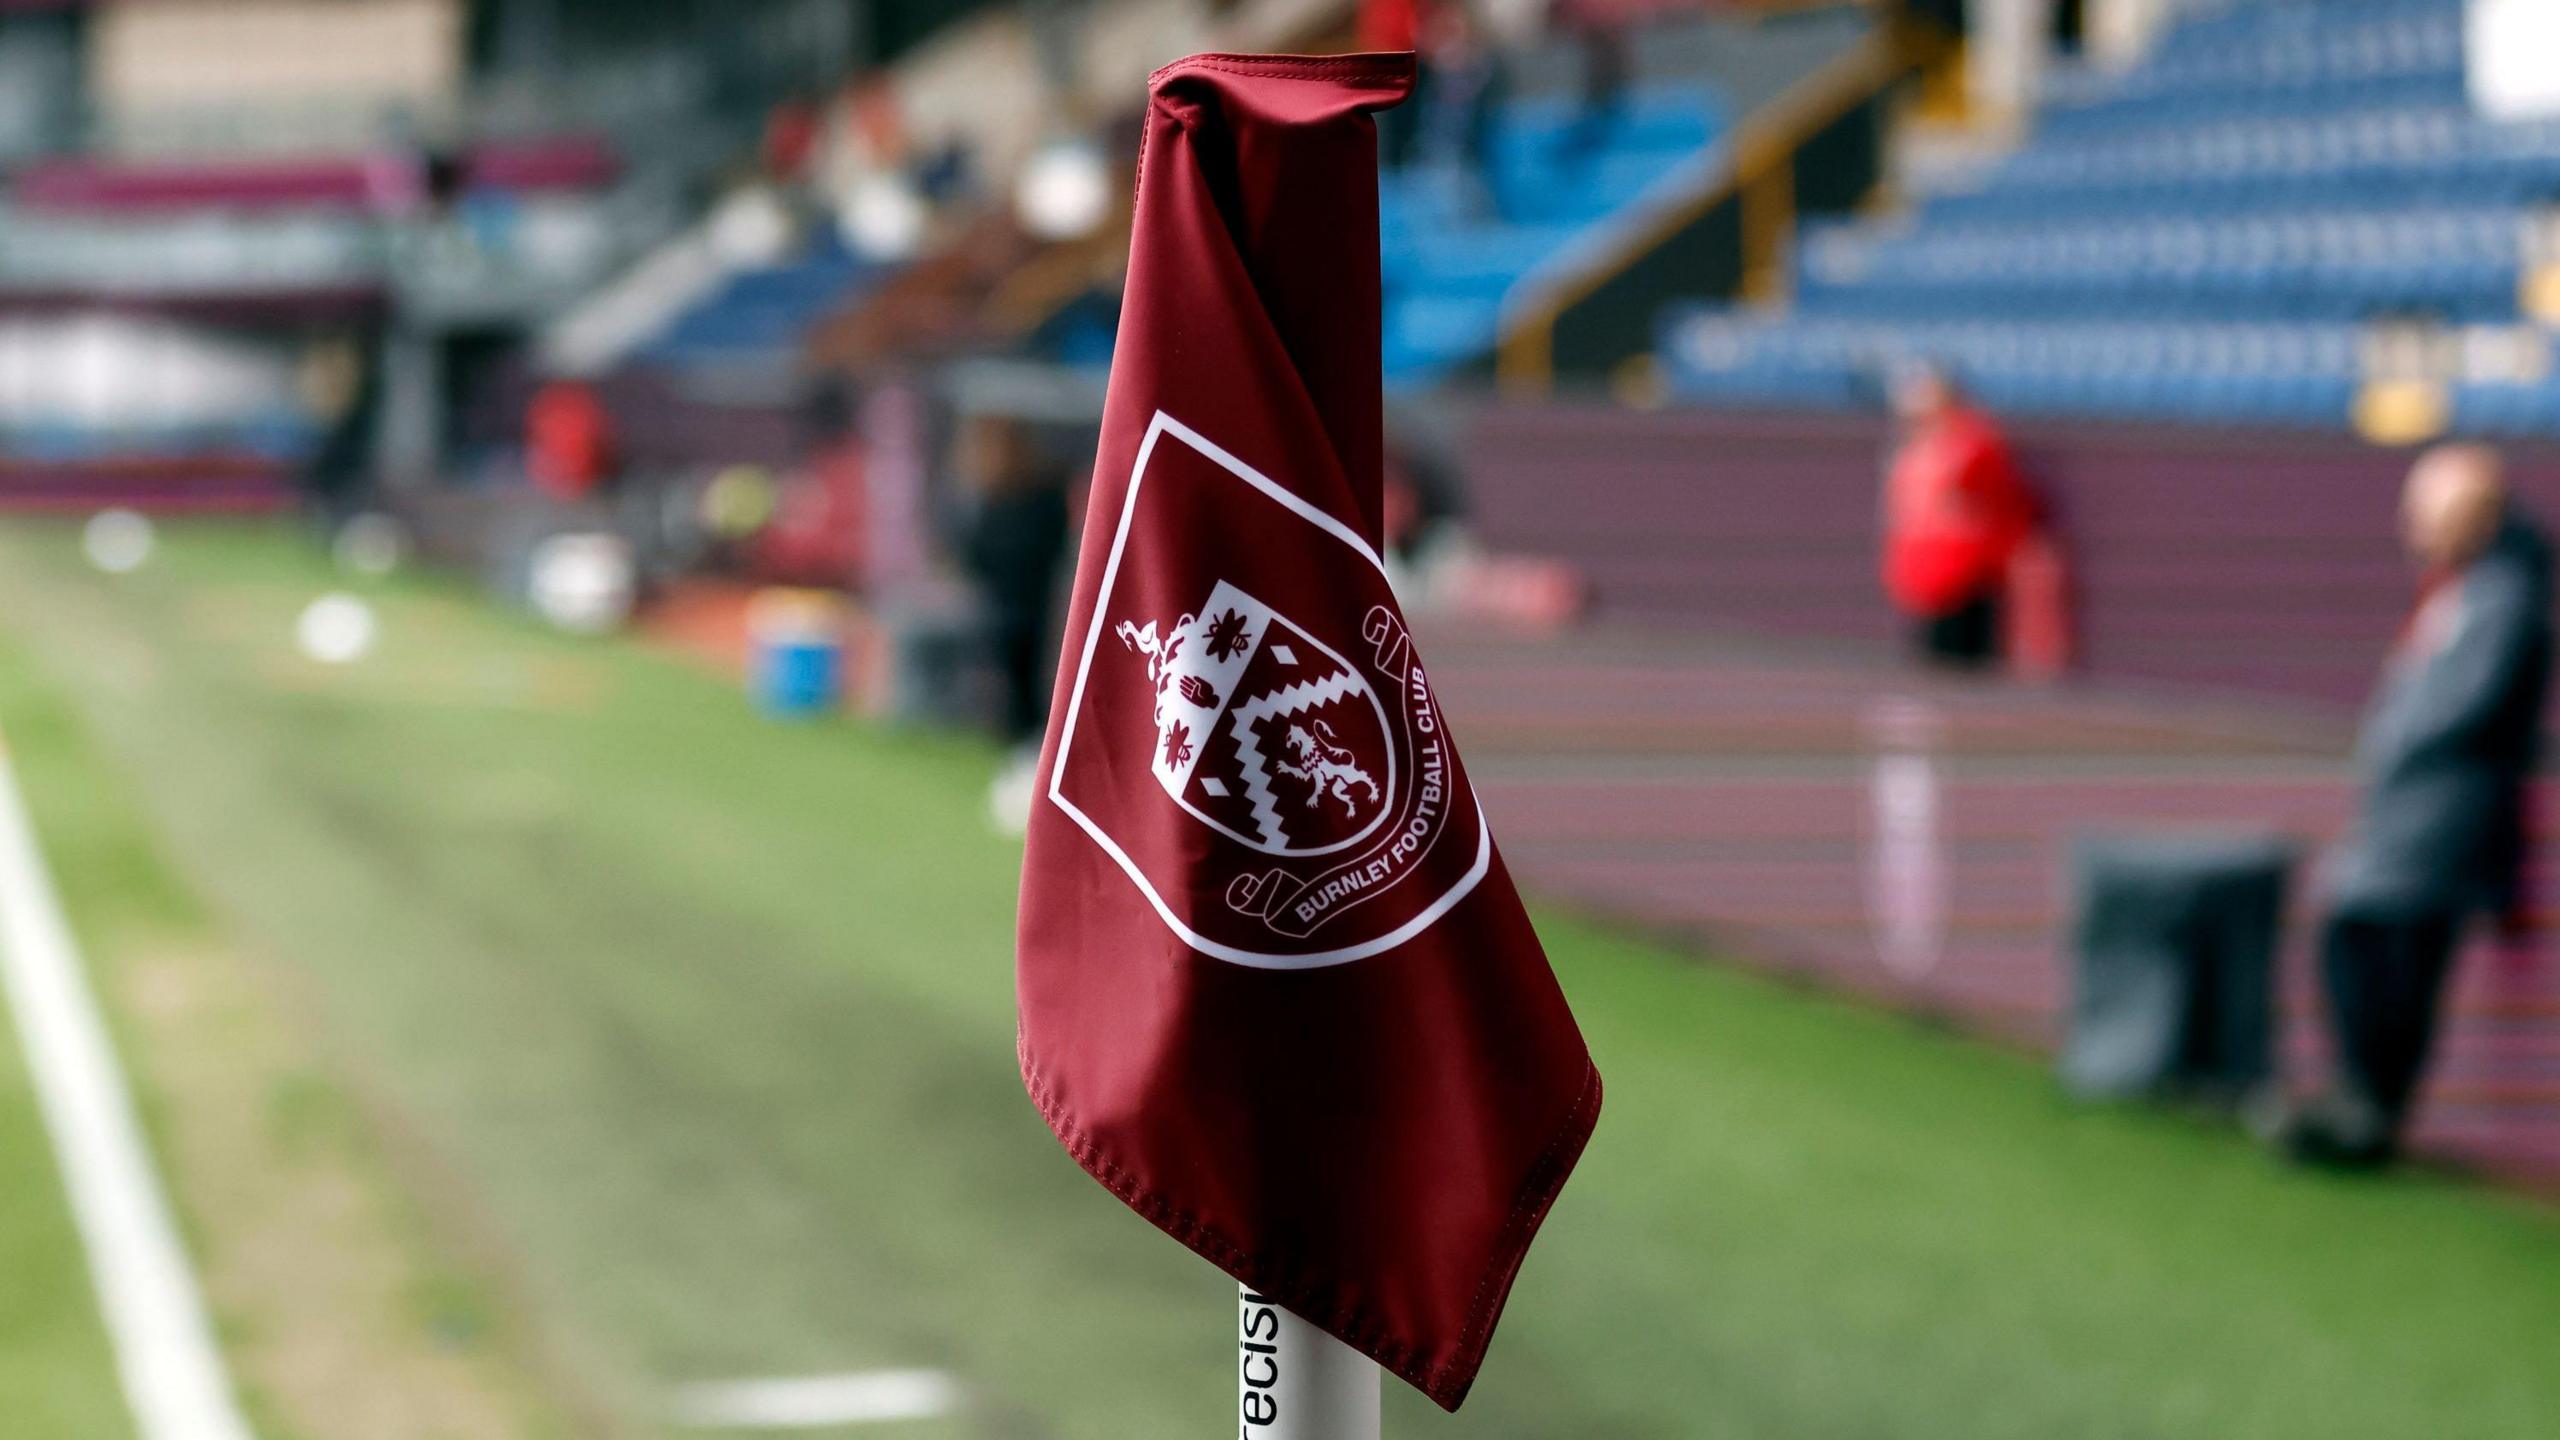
[2284,444,2553,1167]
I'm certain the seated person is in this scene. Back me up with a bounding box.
[2282,444,2553,1167]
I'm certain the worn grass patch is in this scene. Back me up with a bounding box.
[0,555,587,1440]
[0,920,128,1439]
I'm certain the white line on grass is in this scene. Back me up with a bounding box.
[0,737,252,1440]
[668,1370,962,1430]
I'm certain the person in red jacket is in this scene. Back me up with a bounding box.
[525,380,617,503]
[1881,363,2038,669]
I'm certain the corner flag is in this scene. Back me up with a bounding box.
[1015,52,1600,1409]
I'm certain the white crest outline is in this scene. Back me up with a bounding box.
[1046,411,1490,970]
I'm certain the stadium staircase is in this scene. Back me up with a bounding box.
[1660,0,2560,439]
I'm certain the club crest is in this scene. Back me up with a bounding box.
[1048,413,1491,970]
[1114,581,1393,858]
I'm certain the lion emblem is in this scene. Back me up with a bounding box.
[1274,720,1380,818]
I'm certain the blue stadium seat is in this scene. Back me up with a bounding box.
[1661,0,2560,438]
[646,231,880,368]
[1381,80,1727,384]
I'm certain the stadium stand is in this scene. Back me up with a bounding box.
[1382,82,1729,383]
[1399,1,1885,384]
[1662,0,2560,438]
[569,0,1333,389]
[598,4,1758,391]
[0,0,835,504]
[644,232,884,372]
[564,3,1881,408]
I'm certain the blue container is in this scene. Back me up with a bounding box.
[748,590,846,718]
[754,636,842,717]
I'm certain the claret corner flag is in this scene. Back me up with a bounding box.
[1015,51,1601,1410]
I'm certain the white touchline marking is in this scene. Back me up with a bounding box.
[668,1369,962,1430]
[0,736,252,1440]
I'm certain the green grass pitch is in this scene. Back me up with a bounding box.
[0,519,2553,1439]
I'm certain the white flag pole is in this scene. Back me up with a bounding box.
[1239,1285,1381,1440]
